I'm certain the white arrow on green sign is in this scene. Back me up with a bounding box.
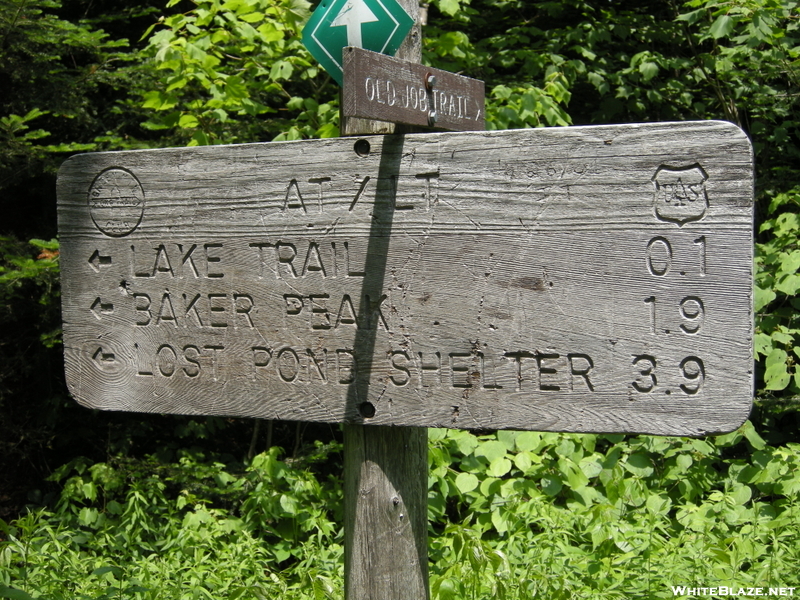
[302,0,414,85]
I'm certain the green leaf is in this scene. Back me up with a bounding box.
[240,11,264,23]
[755,285,777,311]
[764,348,791,390]
[709,15,736,39]
[92,566,123,578]
[579,456,603,479]
[541,475,562,496]
[559,458,589,490]
[474,440,506,463]
[491,508,509,533]
[0,586,36,600]
[676,453,693,471]
[515,431,541,452]
[645,493,671,515]
[775,274,800,295]
[731,485,752,505]
[142,91,178,111]
[178,114,199,128]
[455,472,479,494]
[437,0,461,16]
[514,451,533,472]
[639,62,659,81]
[624,453,654,478]
[79,507,98,526]
[451,431,479,456]
[487,457,512,478]
[279,493,298,515]
[742,421,767,450]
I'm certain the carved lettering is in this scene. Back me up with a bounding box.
[130,243,224,279]
[307,177,331,212]
[283,179,307,213]
[133,293,152,326]
[233,294,255,328]
[417,351,442,388]
[310,294,331,330]
[349,176,371,211]
[252,346,272,373]
[283,292,389,332]
[133,292,254,329]
[449,352,472,389]
[504,351,595,392]
[203,345,224,382]
[208,293,228,328]
[250,242,274,279]
[135,342,224,381]
[152,245,174,278]
[336,294,358,328]
[135,342,152,377]
[183,345,201,378]
[389,351,411,386]
[301,242,327,277]
[479,352,503,390]
[277,347,300,382]
[183,293,204,327]
[250,240,366,280]
[156,292,178,327]
[156,344,178,377]
[344,241,366,277]
[568,354,595,391]
[204,243,224,278]
[415,172,439,210]
[307,348,327,382]
[276,242,298,278]
[179,244,200,278]
[337,349,356,384]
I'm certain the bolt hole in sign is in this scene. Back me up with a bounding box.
[302,0,415,85]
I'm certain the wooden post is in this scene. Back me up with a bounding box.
[342,2,430,598]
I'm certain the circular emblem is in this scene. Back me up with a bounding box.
[88,168,145,237]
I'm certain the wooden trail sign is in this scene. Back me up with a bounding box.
[57,120,754,436]
[342,46,485,131]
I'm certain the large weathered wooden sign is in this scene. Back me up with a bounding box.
[342,47,485,130]
[57,121,754,435]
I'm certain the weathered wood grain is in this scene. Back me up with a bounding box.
[342,47,485,131]
[341,9,430,600]
[344,423,429,599]
[57,120,754,436]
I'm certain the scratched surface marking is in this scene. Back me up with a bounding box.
[57,121,754,435]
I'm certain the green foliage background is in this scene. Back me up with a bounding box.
[1,0,799,598]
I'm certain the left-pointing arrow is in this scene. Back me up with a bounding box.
[90,297,114,319]
[88,249,112,272]
[92,346,116,365]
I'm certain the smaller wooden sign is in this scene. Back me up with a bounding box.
[342,46,485,131]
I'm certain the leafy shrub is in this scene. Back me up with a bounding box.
[755,188,800,394]
[428,425,800,599]
[2,424,799,599]
[0,443,344,600]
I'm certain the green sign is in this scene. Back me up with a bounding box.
[302,0,414,86]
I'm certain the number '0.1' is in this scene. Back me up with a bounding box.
[645,236,707,277]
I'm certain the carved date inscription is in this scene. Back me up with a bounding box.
[57,122,754,435]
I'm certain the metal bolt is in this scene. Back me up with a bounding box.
[428,111,438,127]
[425,73,437,90]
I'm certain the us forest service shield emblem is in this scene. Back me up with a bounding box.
[652,164,708,225]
